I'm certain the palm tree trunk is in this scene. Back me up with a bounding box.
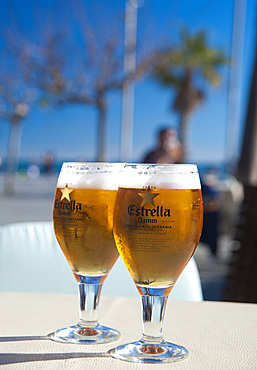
[5,121,23,195]
[178,111,188,163]
[96,97,106,162]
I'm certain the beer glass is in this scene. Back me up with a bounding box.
[50,162,122,344]
[109,164,203,363]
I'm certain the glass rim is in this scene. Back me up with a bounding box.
[123,163,199,173]
[118,163,201,189]
[60,162,198,171]
[60,162,124,172]
[57,162,124,188]
[61,161,123,166]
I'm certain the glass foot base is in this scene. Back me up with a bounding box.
[108,339,188,363]
[49,323,120,344]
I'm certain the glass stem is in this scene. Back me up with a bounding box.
[141,295,168,343]
[78,283,102,328]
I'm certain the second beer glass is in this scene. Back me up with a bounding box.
[109,164,203,363]
[51,162,122,344]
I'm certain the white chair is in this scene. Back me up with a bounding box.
[0,222,203,301]
[0,222,76,294]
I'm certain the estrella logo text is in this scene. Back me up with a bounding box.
[128,204,171,218]
[55,199,82,211]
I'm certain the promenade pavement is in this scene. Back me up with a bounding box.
[0,174,232,301]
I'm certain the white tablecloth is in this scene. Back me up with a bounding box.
[0,292,256,369]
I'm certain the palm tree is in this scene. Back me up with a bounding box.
[154,28,229,161]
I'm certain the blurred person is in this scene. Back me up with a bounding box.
[143,127,182,164]
[42,151,55,175]
[200,169,221,257]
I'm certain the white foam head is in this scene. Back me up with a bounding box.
[57,162,124,190]
[120,164,201,189]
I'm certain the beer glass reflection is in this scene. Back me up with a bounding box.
[109,164,203,363]
[50,162,121,344]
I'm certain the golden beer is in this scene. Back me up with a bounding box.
[114,187,203,294]
[53,187,119,279]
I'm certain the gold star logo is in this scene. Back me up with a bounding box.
[60,184,74,202]
[139,186,160,207]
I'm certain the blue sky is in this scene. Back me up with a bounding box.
[0,0,256,168]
